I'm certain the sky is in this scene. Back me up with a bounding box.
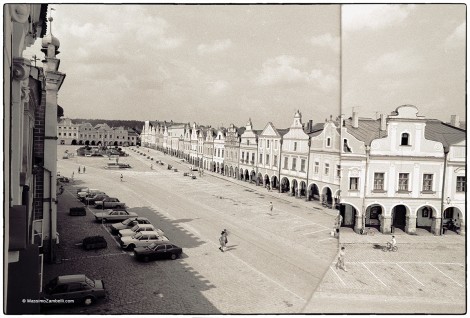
[24,4,465,128]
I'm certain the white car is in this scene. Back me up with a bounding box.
[120,231,169,250]
[118,224,164,237]
[77,189,100,200]
[94,209,138,222]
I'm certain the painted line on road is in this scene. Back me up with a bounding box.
[302,228,330,236]
[428,263,463,288]
[362,263,387,287]
[353,261,465,266]
[62,252,126,262]
[317,237,335,242]
[396,263,424,286]
[329,266,346,286]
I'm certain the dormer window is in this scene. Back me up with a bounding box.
[401,133,410,146]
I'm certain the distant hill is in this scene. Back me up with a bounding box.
[72,119,144,133]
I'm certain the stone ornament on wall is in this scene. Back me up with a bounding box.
[11,4,30,23]
[13,58,31,81]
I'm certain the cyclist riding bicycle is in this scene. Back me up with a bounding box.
[386,235,397,251]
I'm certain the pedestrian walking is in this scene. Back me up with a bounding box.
[78,166,81,174]
[71,171,74,180]
[335,212,343,230]
[335,246,347,271]
[150,164,153,170]
[222,229,228,244]
[219,232,226,252]
[120,174,123,182]
[269,202,273,214]
[83,166,86,173]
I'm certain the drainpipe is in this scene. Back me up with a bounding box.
[361,145,371,234]
[305,138,311,201]
[439,150,449,235]
[40,166,54,263]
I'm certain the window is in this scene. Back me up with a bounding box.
[314,162,319,174]
[74,133,76,136]
[292,158,297,170]
[457,176,465,192]
[105,135,107,138]
[99,135,102,138]
[324,163,329,175]
[58,132,61,136]
[259,153,263,164]
[242,152,244,161]
[336,165,341,178]
[222,150,224,158]
[267,140,270,148]
[349,177,359,190]
[423,174,433,191]
[273,155,278,167]
[266,154,270,165]
[283,157,288,169]
[251,153,255,163]
[343,139,351,152]
[300,159,306,172]
[398,173,409,191]
[401,133,410,146]
[69,133,72,136]
[274,140,278,149]
[326,138,331,147]
[374,173,385,190]
[294,142,297,151]
[247,140,250,145]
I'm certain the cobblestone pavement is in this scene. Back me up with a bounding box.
[47,146,465,314]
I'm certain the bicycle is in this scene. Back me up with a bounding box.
[382,242,398,252]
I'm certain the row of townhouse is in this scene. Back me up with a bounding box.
[141,105,465,237]
[142,110,343,210]
[5,4,65,313]
[56,118,139,146]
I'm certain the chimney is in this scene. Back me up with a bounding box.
[352,111,359,128]
[380,113,387,131]
[450,115,460,128]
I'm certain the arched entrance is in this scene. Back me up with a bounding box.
[250,170,256,183]
[280,177,290,193]
[239,168,244,180]
[291,179,298,196]
[257,173,263,186]
[97,141,102,146]
[220,165,224,175]
[225,165,228,176]
[271,176,279,190]
[416,206,433,232]
[91,140,96,146]
[216,163,220,173]
[322,187,333,207]
[340,203,357,228]
[71,139,77,145]
[230,166,234,178]
[299,181,307,198]
[308,183,320,201]
[365,204,383,230]
[235,168,239,179]
[114,141,118,146]
[264,175,270,188]
[442,207,463,234]
[392,205,407,232]
[79,140,84,145]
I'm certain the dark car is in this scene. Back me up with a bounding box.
[42,275,106,306]
[82,236,107,250]
[134,242,182,262]
[85,194,109,206]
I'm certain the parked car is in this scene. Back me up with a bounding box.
[94,197,125,209]
[120,231,169,250]
[77,189,101,201]
[81,191,106,203]
[85,194,109,206]
[94,209,137,222]
[118,224,164,237]
[82,236,107,250]
[57,176,70,183]
[76,187,89,195]
[42,274,106,306]
[134,243,183,262]
[110,217,151,234]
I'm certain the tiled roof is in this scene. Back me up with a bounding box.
[344,118,388,145]
[277,128,290,136]
[307,123,325,137]
[424,120,466,151]
[237,127,246,135]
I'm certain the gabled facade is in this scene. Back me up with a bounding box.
[203,128,216,170]
[238,119,259,183]
[307,119,341,207]
[214,128,226,174]
[57,118,79,145]
[257,122,287,190]
[224,124,244,179]
[280,110,310,197]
